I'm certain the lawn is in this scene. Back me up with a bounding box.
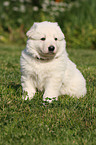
[0,44,96,145]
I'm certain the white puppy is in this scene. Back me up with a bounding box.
[20,21,87,103]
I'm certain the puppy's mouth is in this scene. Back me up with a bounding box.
[38,50,56,60]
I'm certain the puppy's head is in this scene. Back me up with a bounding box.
[26,21,66,59]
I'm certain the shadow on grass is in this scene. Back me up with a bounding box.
[7,82,22,97]
[8,82,21,90]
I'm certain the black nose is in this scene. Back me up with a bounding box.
[48,45,55,52]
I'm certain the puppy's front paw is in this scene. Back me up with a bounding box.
[22,89,36,100]
[22,91,34,100]
[22,95,27,100]
[22,95,33,100]
[43,95,58,103]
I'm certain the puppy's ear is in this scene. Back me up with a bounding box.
[57,28,65,40]
[26,23,38,38]
[54,22,65,40]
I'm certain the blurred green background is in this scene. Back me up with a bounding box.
[0,0,96,49]
[0,1,96,144]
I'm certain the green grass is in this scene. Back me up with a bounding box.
[0,44,96,145]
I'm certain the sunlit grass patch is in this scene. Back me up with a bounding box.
[0,44,96,144]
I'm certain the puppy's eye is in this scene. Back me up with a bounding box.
[55,38,58,41]
[41,37,46,41]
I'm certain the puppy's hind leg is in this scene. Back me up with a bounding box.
[60,70,87,98]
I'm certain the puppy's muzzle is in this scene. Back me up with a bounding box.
[48,45,55,53]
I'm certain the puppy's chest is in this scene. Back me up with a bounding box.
[30,62,51,90]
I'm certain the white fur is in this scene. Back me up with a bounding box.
[20,21,87,103]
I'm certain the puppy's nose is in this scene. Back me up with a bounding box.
[48,45,55,52]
